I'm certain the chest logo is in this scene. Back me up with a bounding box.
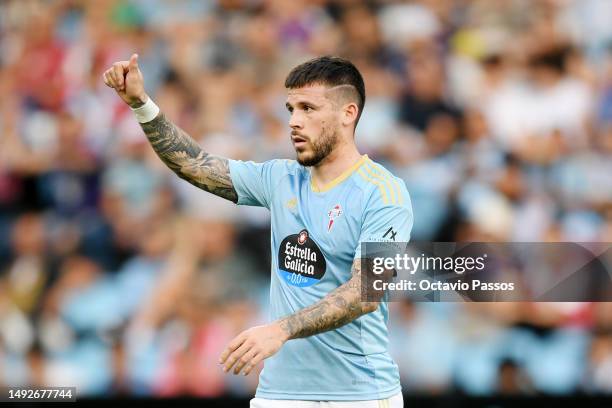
[327,204,343,232]
[286,197,297,210]
[278,229,327,287]
[383,226,397,241]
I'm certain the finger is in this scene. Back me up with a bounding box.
[102,72,112,88]
[243,352,264,376]
[128,53,139,72]
[223,341,252,373]
[106,68,118,89]
[219,333,246,364]
[112,63,126,90]
[104,70,118,89]
[110,62,129,89]
[233,348,258,375]
[223,341,253,373]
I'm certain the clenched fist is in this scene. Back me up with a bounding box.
[103,53,148,108]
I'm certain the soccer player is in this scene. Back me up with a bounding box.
[104,54,412,407]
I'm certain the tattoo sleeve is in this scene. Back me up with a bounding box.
[139,113,238,202]
[278,259,380,339]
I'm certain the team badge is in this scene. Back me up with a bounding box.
[327,204,343,232]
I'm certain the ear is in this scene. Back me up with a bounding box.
[341,102,359,128]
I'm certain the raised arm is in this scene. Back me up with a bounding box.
[138,113,237,201]
[219,258,380,376]
[102,53,237,202]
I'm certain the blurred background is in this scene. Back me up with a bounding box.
[0,0,611,404]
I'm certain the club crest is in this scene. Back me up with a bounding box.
[327,204,343,232]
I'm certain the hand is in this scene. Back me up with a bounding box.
[219,323,288,376]
[102,53,148,108]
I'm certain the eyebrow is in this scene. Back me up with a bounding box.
[285,100,320,110]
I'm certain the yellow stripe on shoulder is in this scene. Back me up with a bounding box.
[367,160,404,205]
[363,162,396,205]
[391,177,404,205]
[357,168,389,205]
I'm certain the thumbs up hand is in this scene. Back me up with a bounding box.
[103,53,148,108]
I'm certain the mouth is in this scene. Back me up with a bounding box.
[291,134,308,149]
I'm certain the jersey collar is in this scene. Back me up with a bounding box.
[310,154,368,193]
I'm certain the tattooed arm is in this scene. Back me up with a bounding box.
[219,258,382,375]
[139,114,237,202]
[277,258,378,339]
[102,53,237,202]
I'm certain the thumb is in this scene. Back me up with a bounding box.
[128,53,139,72]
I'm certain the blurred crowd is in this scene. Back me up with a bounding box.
[0,0,611,398]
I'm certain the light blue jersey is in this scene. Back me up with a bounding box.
[228,154,413,401]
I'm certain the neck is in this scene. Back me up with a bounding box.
[311,140,362,188]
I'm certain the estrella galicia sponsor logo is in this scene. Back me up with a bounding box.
[278,229,326,287]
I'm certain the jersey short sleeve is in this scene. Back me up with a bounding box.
[228,159,293,208]
[354,191,413,260]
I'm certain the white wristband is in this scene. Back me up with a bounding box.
[131,97,160,123]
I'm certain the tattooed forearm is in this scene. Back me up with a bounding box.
[140,113,238,202]
[278,260,379,339]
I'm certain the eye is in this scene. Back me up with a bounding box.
[304,105,313,112]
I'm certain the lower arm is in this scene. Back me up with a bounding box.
[277,277,379,340]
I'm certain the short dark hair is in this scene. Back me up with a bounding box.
[285,56,366,126]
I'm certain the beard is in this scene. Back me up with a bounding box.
[294,124,338,167]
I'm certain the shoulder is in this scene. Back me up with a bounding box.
[279,159,303,174]
[229,158,302,178]
[354,159,413,241]
[354,157,410,210]
[263,158,303,176]
[227,158,304,208]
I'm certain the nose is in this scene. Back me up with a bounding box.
[289,111,303,130]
